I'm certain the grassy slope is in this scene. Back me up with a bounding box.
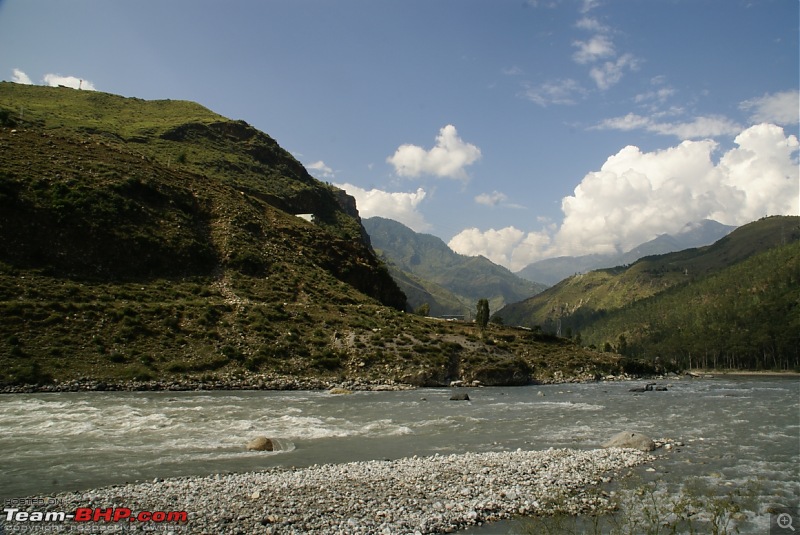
[0,83,626,387]
[499,216,800,330]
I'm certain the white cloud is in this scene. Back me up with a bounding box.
[12,69,32,85]
[580,0,601,13]
[386,125,481,180]
[654,115,743,139]
[522,78,587,107]
[740,90,800,126]
[575,17,608,33]
[448,227,523,268]
[717,123,800,222]
[593,112,743,139]
[42,73,96,90]
[306,160,335,179]
[334,182,431,232]
[475,191,508,207]
[634,87,676,105]
[589,53,638,90]
[502,66,524,76]
[572,34,615,64]
[448,227,554,272]
[448,123,799,270]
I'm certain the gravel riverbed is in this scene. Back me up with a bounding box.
[8,447,651,534]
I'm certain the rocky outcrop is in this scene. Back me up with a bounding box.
[602,431,655,452]
[465,358,532,386]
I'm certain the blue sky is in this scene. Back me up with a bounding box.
[2,0,798,270]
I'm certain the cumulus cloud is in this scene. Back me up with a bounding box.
[334,182,431,232]
[42,73,96,90]
[306,160,335,179]
[12,68,33,85]
[386,125,481,180]
[448,227,524,268]
[449,123,799,270]
[10,69,96,90]
[740,90,799,126]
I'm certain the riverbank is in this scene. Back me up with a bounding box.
[687,369,800,377]
[0,371,669,394]
[8,447,651,534]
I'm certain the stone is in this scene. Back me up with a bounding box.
[246,436,274,451]
[602,431,656,452]
[450,392,470,401]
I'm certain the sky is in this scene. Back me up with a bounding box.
[1,0,798,271]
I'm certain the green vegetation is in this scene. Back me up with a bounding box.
[524,475,762,535]
[476,298,490,331]
[498,216,800,371]
[364,216,547,317]
[581,240,800,370]
[0,83,625,387]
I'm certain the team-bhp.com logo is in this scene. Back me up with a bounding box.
[3,504,188,532]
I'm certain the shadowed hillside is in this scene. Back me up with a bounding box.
[0,83,627,387]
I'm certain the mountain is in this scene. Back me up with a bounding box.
[579,238,800,370]
[0,83,624,387]
[516,220,736,286]
[363,217,547,317]
[497,216,800,370]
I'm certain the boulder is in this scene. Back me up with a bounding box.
[450,392,470,401]
[246,436,274,451]
[602,431,655,452]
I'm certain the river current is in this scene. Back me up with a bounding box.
[1,376,797,533]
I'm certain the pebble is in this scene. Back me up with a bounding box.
[17,448,650,534]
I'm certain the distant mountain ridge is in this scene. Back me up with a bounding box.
[363,217,546,316]
[516,220,736,286]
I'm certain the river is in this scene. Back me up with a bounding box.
[1,376,797,533]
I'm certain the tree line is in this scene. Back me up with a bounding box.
[577,242,800,371]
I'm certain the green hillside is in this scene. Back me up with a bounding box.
[0,83,625,387]
[581,240,800,370]
[364,216,546,316]
[498,216,800,370]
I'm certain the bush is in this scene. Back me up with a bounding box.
[620,357,658,376]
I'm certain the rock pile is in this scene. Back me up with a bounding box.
[25,447,650,534]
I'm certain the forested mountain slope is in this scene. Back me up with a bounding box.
[498,216,800,370]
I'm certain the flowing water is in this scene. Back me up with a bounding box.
[1,376,797,533]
